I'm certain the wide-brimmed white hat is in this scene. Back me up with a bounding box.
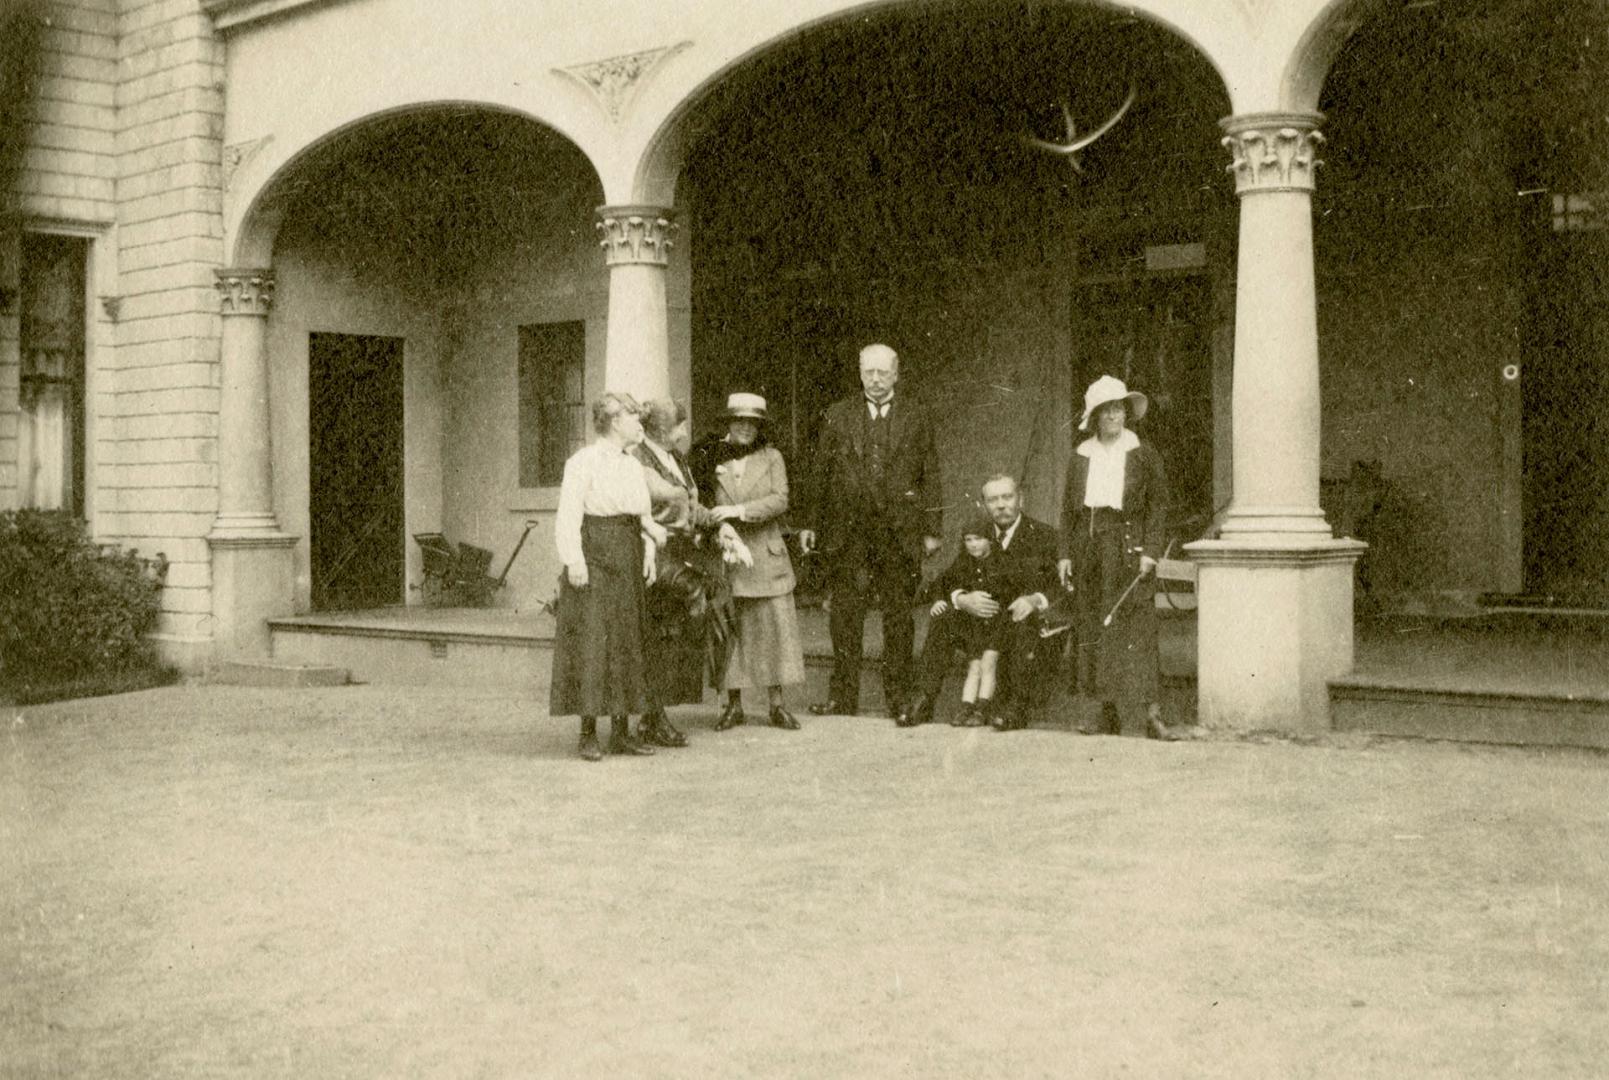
[725,392,768,421]
[1078,375,1148,431]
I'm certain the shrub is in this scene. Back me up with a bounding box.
[0,510,168,687]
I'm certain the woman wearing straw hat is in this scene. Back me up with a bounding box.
[707,392,806,731]
[1055,375,1178,740]
[550,392,669,761]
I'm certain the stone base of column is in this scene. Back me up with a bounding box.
[1216,504,1332,538]
[149,631,216,674]
[209,532,297,660]
[1184,537,1367,733]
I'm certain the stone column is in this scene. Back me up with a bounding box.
[597,205,674,399]
[1185,114,1365,732]
[209,269,294,659]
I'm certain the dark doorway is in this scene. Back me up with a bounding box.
[1074,272,1215,538]
[309,332,405,610]
[681,1,1230,539]
[1522,224,1609,604]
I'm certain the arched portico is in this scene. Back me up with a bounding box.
[671,3,1233,508]
[620,0,1381,732]
[209,103,619,650]
[197,0,1414,730]
[629,0,1264,207]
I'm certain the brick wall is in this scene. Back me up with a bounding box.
[111,0,226,644]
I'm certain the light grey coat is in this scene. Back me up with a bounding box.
[713,445,796,599]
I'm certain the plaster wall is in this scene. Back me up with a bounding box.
[1311,7,1544,603]
[439,209,691,614]
[267,218,445,612]
[1316,220,1519,601]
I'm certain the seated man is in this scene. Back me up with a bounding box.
[899,473,1061,730]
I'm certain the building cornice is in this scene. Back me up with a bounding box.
[202,0,352,32]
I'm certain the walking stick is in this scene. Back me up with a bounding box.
[1102,570,1147,627]
[1102,539,1175,627]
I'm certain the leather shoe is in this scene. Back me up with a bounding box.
[952,703,989,728]
[769,706,800,730]
[1146,718,1182,742]
[715,700,746,731]
[642,709,688,748]
[991,710,1029,732]
[606,719,655,756]
[1100,702,1122,735]
[577,731,603,762]
[895,695,931,728]
[808,699,854,717]
[1146,706,1183,742]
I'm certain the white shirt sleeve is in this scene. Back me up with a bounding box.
[554,448,588,569]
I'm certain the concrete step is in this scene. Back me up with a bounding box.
[269,615,888,701]
[213,660,350,688]
[1330,676,1609,751]
[267,615,1201,731]
[269,619,543,692]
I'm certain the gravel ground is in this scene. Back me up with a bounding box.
[3,683,1607,1079]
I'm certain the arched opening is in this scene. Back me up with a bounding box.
[255,106,604,612]
[1315,0,1609,610]
[677,1,1234,564]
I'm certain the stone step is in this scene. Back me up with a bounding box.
[267,617,1200,730]
[269,620,542,692]
[213,660,350,689]
[1330,676,1609,751]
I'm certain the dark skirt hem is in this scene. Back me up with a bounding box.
[548,515,648,718]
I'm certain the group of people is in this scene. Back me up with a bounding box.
[548,342,1177,762]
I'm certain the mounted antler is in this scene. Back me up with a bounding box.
[1024,83,1137,173]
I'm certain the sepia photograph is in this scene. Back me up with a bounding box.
[1,0,1606,1075]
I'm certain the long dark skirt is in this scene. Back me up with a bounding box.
[549,515,646,718]
[1072,516,1160,707]
[642,535,726,707]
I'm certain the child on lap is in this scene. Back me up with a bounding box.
[927,516,1020,726]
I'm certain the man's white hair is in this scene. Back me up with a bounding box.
[859,343,898,367]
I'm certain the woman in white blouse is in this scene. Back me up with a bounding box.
[1055,375,1174,740]
[549,393,669,761]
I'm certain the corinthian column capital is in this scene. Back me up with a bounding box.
[596,205,676,267]
[215,268,275,316]
[1220,113,1325,196]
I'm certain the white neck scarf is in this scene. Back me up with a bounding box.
[1078,429,1139,510]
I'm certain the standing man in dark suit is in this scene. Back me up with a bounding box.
[903,474,1061,730]
[799,343,943,716]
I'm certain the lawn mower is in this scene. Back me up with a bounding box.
[412,520,539,607]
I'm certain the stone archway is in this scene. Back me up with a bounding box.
[669,2,1235,537]
[213,106,607,632]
